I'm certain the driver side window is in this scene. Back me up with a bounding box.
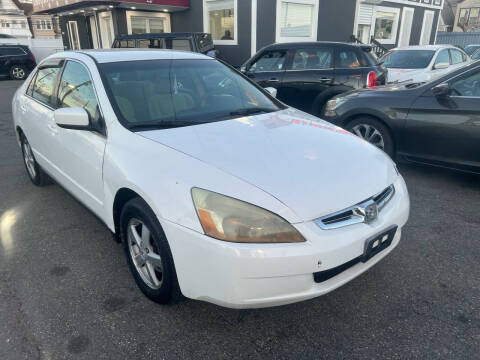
[249,51,286,73]
[434,50,450,67]
[57,61,101,126]
[450,70,480,97]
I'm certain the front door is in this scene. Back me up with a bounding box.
[280,46,335,112]
[50,60,107,216]
[99,13,114,49]
[244,49,288,97]
[403,68,480,172]
[67,21,80,50]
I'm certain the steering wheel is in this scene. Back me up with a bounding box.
[199,90,231,108]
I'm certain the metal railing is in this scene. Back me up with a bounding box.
[349,35,389,58]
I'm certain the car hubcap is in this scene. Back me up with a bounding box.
[13,68,25,79]
[127,218,163,289]
[23,140,36,178]
[351,124,385,150]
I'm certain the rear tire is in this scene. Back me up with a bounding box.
[10,65,27,80]
[120,197,181,305]
[20,134,52,186]
[345,117,395,158]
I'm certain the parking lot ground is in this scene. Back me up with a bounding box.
[0,80,479,359]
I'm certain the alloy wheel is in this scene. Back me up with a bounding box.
[22,139,36,179]
[127,218,164,289]
[12,67,25,79]
[351,123,385,150]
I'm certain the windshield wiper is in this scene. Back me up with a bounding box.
[229,107,276,116]
[127,121,209,131]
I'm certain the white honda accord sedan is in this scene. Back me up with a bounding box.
[12,50,409,308]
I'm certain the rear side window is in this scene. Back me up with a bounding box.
[117,40,135,48]
[249,51,287,72]
[291,48,332,70]
[57,61,101,126]
[450,49,464,64]
[31,66,61,106]
[168,39,192,51]
[138,39,164,48]
[336,49,365,69]
[0,47,25,56]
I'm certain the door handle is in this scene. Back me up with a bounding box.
[268,78,280,82]
[318,78,332,83]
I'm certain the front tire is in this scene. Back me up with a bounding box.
[10,65,27,80]
[20,135,51,186]
[345,117,395,158]
[120,197,181,304]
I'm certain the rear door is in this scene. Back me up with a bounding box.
[280,46,334,112]
[403,68,480,172]
[243,49,288,92]
[449,48,469,72]
[334,47,364,90]
[22,60,63,174]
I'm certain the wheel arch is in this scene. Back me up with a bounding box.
[312,86,353,115]
[112,188,143,238]
[15,125,24,145]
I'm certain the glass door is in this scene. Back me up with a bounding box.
[67,21,80,50]
[99,13,114,49]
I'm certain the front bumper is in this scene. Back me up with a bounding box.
[162,176,410,309]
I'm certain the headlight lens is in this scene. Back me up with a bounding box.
[191,188,305,243]
[324,98,346,116]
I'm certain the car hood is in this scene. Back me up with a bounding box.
[138,108,398,221]
[387,68,429,83]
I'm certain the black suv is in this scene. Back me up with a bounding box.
[240,42,386,116]
[0,44,36,80]
[112,32,218,57]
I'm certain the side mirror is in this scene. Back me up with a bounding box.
[433,62,449,70]
[54,107,90,129]
[265,87,277,98]
[432,83,451,98]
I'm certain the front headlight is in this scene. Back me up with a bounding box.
[324,98,347,116]
[191,188,305,243]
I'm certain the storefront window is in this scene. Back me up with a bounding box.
[373,7,399,44]
[275,0,318,42]
[458,8,470,26]
[468,8,480,25]
[204,0,236,44]
[279,2,314,38]
[127,12,169,35]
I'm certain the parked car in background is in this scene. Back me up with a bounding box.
[323,61,480,174]
[471,48,480,61]
[0,44,36,80]
[240,42,386,116]
[112,32,218,58]
[12,49,409,308]
[464,44,480,56]
[381,45,469,84]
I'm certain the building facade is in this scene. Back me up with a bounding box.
[0,0,32,38]
[453,0,480,31]
[32,0,444,66]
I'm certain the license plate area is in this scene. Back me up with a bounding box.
[362,225,397,263]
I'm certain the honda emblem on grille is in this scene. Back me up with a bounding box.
[355,200,378,224]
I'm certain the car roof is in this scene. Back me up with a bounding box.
[263,41,368,50]
[50,49,212,63]
[393,45,458,51]
[115,32,207,39]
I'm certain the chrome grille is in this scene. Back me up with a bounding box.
[315,185,395,230]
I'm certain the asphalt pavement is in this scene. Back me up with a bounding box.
[0,80,479,359]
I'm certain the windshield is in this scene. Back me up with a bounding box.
[99,59,281,130]
[382,50,435,69]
